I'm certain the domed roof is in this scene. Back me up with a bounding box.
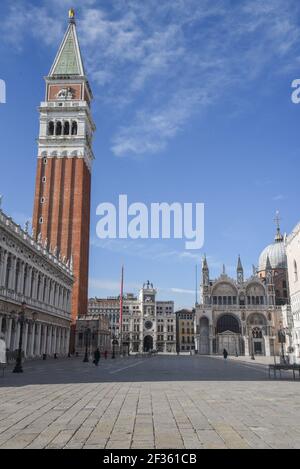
[258,212,287,272]
[258,236,287,272]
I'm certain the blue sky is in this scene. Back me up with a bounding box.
[0,0,300,309]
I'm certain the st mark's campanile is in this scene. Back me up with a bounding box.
[32,10,95,347]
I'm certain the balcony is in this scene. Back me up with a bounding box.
[0,286,71,321]
[209,304,275,311]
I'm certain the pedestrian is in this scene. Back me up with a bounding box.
[93,348,100,366]
[223,348,228,360]
[104,350,108,360]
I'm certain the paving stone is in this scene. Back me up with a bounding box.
[1,356,300,449]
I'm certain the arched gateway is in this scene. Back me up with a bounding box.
[216,314,241,355]
[143,336,153,352]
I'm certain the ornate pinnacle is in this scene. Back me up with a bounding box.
[24,220,30,233]
[274,210,283,243]
[69,8,75,23]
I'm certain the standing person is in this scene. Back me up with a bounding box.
[104,350,108,360]
[223,348,228,360]
[94,348,100,366]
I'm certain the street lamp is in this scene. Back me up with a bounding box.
[13,301,26,373]
[250,330,255,360]
[83,327,90,363]
[278,323,286,364]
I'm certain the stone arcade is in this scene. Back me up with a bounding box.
[0,209,73,358]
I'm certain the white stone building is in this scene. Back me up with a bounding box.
[88,281,176,353]
[285,221,300,363]
[195,255,283,357]
[0,208,73,359]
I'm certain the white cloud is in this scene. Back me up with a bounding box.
[272,194,287,201]
[2,0,300,156]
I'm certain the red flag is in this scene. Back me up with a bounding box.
[120,265,124,336]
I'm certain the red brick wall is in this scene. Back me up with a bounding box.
[33,156,91,324]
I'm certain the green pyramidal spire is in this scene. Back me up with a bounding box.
[49,11,85,77]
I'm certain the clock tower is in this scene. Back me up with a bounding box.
[32,11,95,344]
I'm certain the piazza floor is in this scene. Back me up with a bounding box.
[0,354,300,449]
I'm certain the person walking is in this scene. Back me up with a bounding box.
[223,348,228,360]
[104,350,108,360]
[93,348,100,366]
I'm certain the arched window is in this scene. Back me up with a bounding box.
[252,327,262,339]
[5,254,11,288]
[1,317,6,333]
[56,121,62,136]
[48,121,54,136]
[63,121,70,135]
[216,314,240,334]
[71,121,78,135]
[294,260,298,282]
[15,260,20,291]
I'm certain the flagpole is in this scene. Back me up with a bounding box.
[195,264,198,306]
[120,265,124,356]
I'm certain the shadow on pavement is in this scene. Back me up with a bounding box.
[1,355,298,387]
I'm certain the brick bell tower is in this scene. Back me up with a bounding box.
[32,10,95,348]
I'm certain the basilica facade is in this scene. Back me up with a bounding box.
[195,250,284,357]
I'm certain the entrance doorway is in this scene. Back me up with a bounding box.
[143,335,153,352]
[216,314,241,355]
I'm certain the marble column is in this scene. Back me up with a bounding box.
[5,318,12,350]
[42,325,47,354]
[29,323,35,357]
[36,323,42,356]
[264,335,270,356]
[52,327,57,354]
[66,328,70,355]
[25,266,30,297]
[14,322,20,350]
[244,336,249,356]
[0,251,7,286]
[17,262,24,294]
[23,322,29,357]
[47,325,52,355]
[8,256,16,290]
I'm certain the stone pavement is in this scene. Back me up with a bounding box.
[0,355,300,449]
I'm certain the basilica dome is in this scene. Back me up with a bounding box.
[258,213,287,272]
[258,240,287,272]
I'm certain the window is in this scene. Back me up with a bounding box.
[56,121,62,136]
[294,260,298,282]
[64,121,70,135]
[39,217,43,224]
[43,158,47,164]
[48,121,54,136]
[42,176,46,183]
[71,121,78,135]
[40,197,45,204]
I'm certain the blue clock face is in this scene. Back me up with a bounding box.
[145,320,153,330]
[145,296,154,302]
